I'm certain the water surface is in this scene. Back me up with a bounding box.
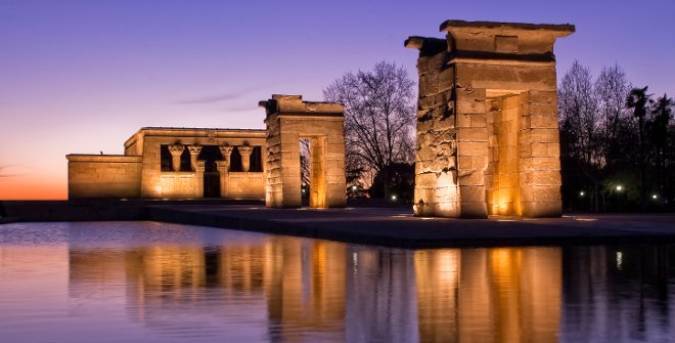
[1,221,674,342]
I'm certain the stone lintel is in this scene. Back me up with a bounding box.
[124,127,266,149]
[439,19,575,36]
[259,94,344,117]
[447,51,557,63]
[437,19,574,58]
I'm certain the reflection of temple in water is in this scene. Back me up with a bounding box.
[67,237,568,342]
[68,237,349,341]
[415,248,561,342]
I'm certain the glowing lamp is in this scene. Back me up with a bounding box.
[615,185,623,192]
[391,194,397,201]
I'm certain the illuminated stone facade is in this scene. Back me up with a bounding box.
[406,20,574,218]
[260,95,347,208]
[67,127,266,199]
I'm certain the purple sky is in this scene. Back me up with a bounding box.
[1,0,673,199]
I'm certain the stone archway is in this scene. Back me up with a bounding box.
[260,95,346,208]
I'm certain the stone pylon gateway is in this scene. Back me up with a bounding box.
[260,95,347,208]
[406,20,574,218]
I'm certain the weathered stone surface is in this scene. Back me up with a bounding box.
[407,19,572,218]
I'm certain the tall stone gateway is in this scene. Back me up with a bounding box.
[406,20,574,218]
[260,95,347,208]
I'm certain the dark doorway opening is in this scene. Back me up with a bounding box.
[199,146,223,198]
[300,139,311,206]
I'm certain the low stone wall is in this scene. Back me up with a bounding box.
[158,172,203,199]
[67,155,142,199]
[225,172,264,200]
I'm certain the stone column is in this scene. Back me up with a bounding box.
[168,143,184,172]
[187,145,203,171]
[217,144,233,197]
[194,160,205,198]
[238,144,253,172]
[219,144,233,168]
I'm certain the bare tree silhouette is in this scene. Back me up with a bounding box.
[324,61,415,196]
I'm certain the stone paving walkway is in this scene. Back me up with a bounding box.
[145,204,675,248]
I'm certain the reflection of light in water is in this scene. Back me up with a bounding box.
[352,252,358,272]
[616,251,623,270]
[438,251,459,284]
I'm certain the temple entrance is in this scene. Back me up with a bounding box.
[300,139,311,206]
[199,146,221,198]
[298,136,328,208]
[487,92,525,216]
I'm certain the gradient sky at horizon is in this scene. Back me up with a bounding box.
[1,0,673,199]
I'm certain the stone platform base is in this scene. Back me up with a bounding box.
[3,200,675,248]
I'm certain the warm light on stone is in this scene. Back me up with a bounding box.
[237,144,254,172]
[187,145,203,171]
[67,128,266,200]
[260,95,346,209]
[406,19,574,218]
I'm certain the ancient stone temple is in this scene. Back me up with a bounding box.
[66,96,346,208]
[67,127,266,199]
[260,95,347,208]
[406,20,574,218]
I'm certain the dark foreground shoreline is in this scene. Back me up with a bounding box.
[2,200,675,248]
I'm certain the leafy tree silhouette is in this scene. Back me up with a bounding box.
[650,94,674,198]
[626,86,652,208]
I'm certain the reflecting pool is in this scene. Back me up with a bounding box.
[1,222,674,342]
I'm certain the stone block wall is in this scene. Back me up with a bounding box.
[157,172,203,199]
[67,155,142,198]
[406,20,573,218]
[225,172,265,200]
